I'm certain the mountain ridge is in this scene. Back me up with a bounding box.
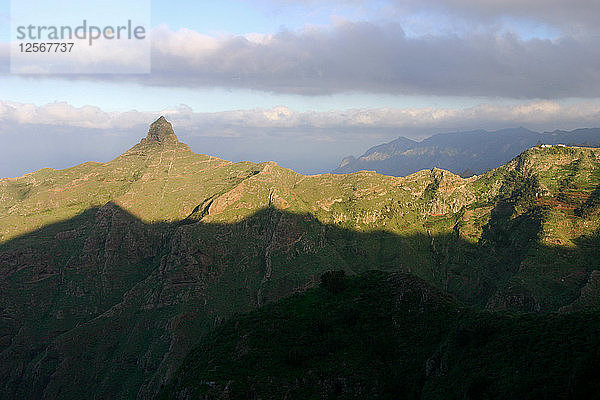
[1,117,599,399]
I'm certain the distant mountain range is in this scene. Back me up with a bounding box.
[333,127,600,177]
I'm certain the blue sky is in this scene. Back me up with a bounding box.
[3,77,502,113]
[0,0,599,177]
[151,0,323,34]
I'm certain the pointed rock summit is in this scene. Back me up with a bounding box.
[141,116,179,145]
[127,116,191,155]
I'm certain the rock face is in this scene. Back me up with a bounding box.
[141,116,179,145]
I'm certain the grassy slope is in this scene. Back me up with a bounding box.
[0,139,265,244]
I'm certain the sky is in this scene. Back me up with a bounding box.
[0,0,599,177]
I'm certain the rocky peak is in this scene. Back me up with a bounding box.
[141,116,178,145]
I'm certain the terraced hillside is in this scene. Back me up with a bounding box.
[0,117,599,399]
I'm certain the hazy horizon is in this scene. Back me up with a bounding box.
[1,120,598,179]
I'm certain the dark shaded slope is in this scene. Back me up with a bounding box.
[1,199,599,399]
[159,271,600,400]
[0,203,171,399]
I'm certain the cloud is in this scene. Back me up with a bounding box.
[397,0,600,31]
[278,0,600,32]
[144,23,600,98]
[0,101,150,128]
[2,21,599,98]
[2,99,599,134]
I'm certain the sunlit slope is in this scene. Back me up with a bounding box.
[186,143,600,310]
[0,119,261,242]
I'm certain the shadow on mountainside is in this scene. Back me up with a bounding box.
[0,201,599,399]
[576,183,600,217]
[159,271,600,400]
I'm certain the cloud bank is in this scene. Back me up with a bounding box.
[2,21,599,98]
[1,100,599,134]
[147,23,600,97]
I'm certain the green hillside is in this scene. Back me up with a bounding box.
[0,117,599,399]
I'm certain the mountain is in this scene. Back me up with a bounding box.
[333,127,600,177]
[1,117,600,399]
[160,271,600,400]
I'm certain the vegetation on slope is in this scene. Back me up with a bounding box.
[160,271,600,400]
[1,118,600,399]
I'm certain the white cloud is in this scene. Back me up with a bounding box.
[0,101,150,128]
[1,99,599,134]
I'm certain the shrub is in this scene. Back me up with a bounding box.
[320,270,347,293]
